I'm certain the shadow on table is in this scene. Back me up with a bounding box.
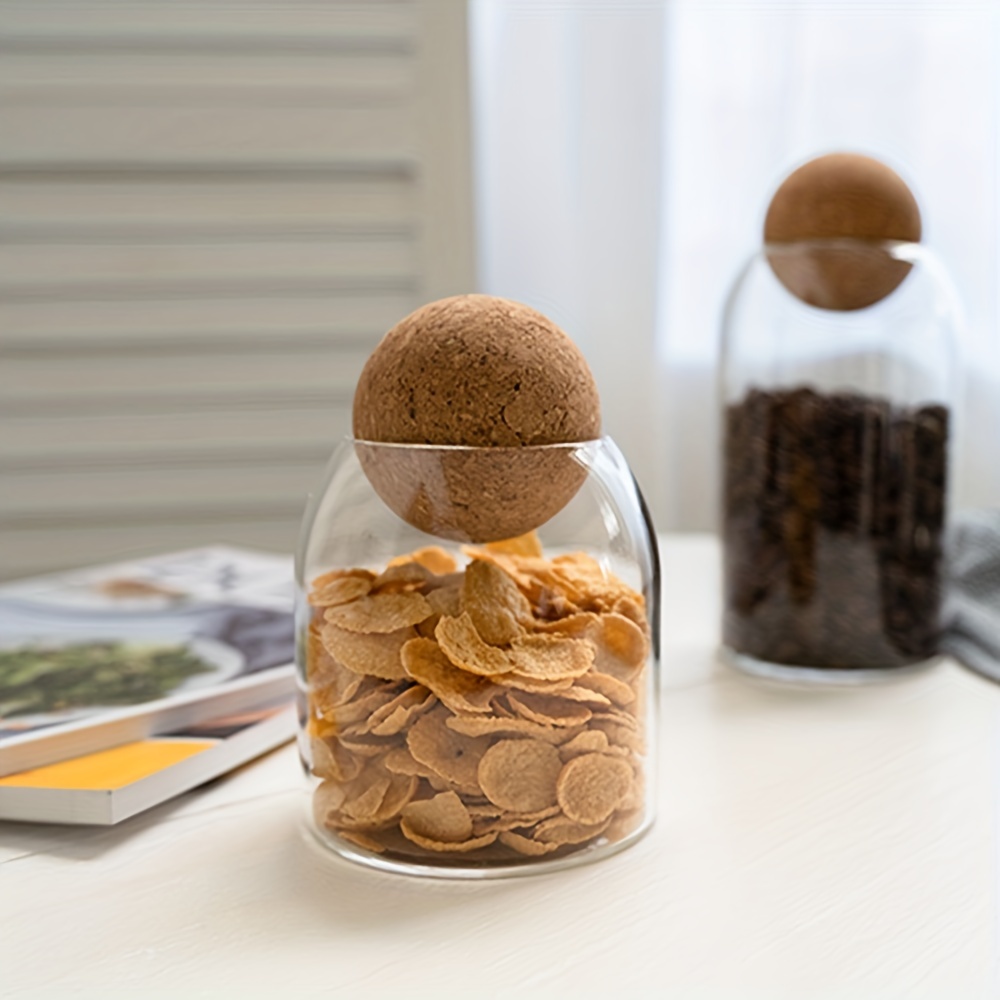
[275,820,631,931]
[0,779,244,863]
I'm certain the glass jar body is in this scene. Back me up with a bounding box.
[296,437,659,877]
[720,241,957,681]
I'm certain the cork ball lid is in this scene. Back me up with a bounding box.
[352,294,601,542]
[354,294,600,447]
[764,153,922,311]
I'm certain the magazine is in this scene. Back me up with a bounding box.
[0,546,296,777]
[0,703,296,825]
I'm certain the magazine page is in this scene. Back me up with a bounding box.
[0,547,295,750]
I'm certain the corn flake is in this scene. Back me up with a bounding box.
[325,592,433,633]
[340,773,391,823]
[406,709,491,791]
[338,733,397,758]
[435,612,512,676]
[383,746,440,781]
[319,682,402,728]
[477,739,563,813]
[371,772,419,823]
[556,752,634,825]
[594,613,649,674]
[313,782,350,835]
[507,690,593,728]
[337,829,387,853]
[400,790,472,843]
[492,672,575,694]
[462,558,533,646]
[372,565,432,595]
[309,574,373,608]
[445,714,576,745]
[484,531,543,558]
[427,585,462,617]
[321,624,415,681]
[399,827,499,853]
[365,685,436,736]
[387,546,458,575]
[309,568,376,600]
[611,595,648,631]
[573,671,636,707]
[499,830,561,856]
[557,730,611,759]
[401,637,500,715]
[588,717,646,754]
[507,634,595,680]
[533,814,612,846]
[310,737,364,782]
[532,612,600,637]
[472,805,561,837]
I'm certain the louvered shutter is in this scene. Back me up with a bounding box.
[0,0,475,579]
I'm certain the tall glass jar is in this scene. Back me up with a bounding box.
[720,240,959,682]
[296,437,658,877]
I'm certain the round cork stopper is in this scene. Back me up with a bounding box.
[352,295,601,542]
[764,153,922,311]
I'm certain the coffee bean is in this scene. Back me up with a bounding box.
[723,386,948,669]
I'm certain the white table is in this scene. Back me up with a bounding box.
[3,535,997,998]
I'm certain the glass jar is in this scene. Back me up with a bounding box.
[295,437,658,877]
[720,240,958,682]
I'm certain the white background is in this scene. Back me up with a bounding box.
[471,0,1000,529]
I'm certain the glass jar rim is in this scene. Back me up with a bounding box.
[349,436,607,453]
[762,237,924,258]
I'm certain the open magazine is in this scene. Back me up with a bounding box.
[0,546,296,778]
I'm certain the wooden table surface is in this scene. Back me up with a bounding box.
[2,535,997,998]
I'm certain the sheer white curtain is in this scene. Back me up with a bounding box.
[470,0,1000,530]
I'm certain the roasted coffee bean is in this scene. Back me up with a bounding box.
[723,386,948,669]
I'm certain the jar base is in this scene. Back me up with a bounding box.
[302,809,655,880]
[721,646,941,686]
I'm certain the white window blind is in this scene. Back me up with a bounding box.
[0,0,475,580]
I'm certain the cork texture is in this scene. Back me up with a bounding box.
[352,295,600,542]
[354,442,588,543]
[763,153,922,311]
[354,294,600,446]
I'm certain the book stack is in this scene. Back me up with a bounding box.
[0,547,297,825]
